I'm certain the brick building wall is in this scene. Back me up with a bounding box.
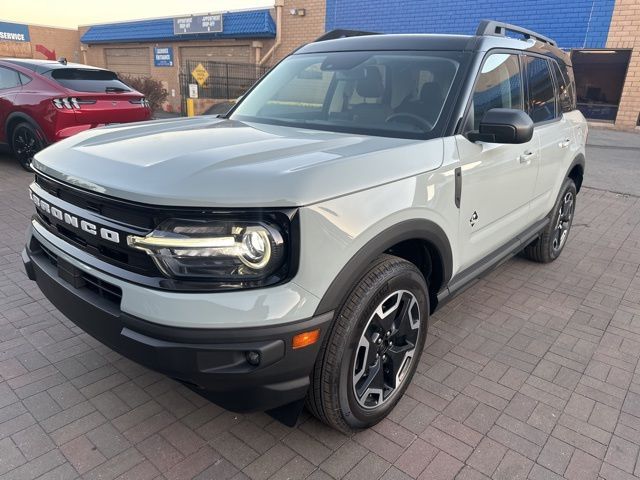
[606,0,640,129]
[80,33,267,112]
[0,23,80,60]
[28,25,80,62]
[271,0,326,64]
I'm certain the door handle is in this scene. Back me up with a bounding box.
[519,151,535,163]
[559,138,571,148]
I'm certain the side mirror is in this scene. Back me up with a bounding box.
[467,108,534,144]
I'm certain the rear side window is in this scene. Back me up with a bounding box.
[523,56,556,123]
[0,66,21,89]
[46,68,132,93]
[551,60,576,113]
[465,53,523,132]
[19,73,32,85]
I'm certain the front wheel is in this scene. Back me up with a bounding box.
[523,178,577,263]
[11,122,46,171]
[306,254,429,432]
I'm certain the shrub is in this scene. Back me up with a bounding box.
[118,74,168,112]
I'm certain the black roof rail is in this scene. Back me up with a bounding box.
[314,29,380,42]
[476,20,557,47]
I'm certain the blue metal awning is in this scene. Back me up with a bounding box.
[81,10,276,44]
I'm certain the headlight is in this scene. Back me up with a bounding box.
[127,218,287,283]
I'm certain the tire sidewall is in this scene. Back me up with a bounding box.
[337,265,428,429]
[548,179,577,260]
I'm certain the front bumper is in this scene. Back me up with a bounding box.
[23,239,333,413]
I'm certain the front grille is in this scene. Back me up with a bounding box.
[31,171,297,292]
[38,240,123,305]
[35,174,156,229]
[33,174,159,277]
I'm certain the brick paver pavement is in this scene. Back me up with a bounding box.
[1,150,640,480]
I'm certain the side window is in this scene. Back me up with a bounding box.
[550,60,575,113]
[19,72,32,86]
[523,56,557,123]
[466,53,523,132]
[564,64,577,111]
[0,67,21,90]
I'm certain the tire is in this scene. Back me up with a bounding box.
[523,178,577,263]
[307,254,429,432]
[11,122,46,171]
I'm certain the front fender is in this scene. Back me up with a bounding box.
[292,170,459,316]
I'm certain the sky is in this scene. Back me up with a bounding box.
[1,0,275,28]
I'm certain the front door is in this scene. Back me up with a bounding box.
[455,52,539,271]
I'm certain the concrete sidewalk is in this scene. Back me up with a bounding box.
[585,128,640,197]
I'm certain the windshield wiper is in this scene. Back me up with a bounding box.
[105,86,129,93]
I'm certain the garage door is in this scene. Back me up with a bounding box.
[105,47,150,77]
[180,45,250,66]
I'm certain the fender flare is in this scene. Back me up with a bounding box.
[565,153,585,191]
[5,112,43,141]
[313,219,453,316]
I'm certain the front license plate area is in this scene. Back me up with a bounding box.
[57,257,86,289]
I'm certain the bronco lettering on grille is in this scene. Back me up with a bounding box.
[30,191,120,244]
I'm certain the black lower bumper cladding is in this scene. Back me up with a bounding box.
[22,242,332,414]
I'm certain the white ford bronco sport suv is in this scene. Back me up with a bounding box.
[23,21,586,431]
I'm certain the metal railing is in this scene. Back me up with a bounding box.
[180,60,270,107]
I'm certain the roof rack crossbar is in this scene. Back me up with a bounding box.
[314,29,380,42]
[476,20,557,47]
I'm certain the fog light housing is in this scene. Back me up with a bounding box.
[246,351,261,366]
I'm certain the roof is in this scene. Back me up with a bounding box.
[1,58,105,74]
[80,9,276,44]
[297,34,480,53]
[297,32,570,64]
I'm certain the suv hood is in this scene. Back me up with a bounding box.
[33,116,444,208]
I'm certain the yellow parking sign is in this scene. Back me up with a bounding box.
[191,63,209,87]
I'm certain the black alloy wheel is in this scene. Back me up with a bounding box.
[12,122,45,171]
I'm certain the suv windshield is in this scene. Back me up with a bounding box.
[231,50,463,139]
[46,68,132,93]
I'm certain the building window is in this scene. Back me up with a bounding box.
[571,49,632,123]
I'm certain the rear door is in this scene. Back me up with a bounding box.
[0,66,22,143]
[455,52,540,270]
[523,55,574,218]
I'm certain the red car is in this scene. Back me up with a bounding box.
[0,58,151,170]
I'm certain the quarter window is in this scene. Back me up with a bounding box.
[466,53,523,132]
[0,67,21,90]
[551,60,575,113]
[524,56,557,122]
[19,72,32,85]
